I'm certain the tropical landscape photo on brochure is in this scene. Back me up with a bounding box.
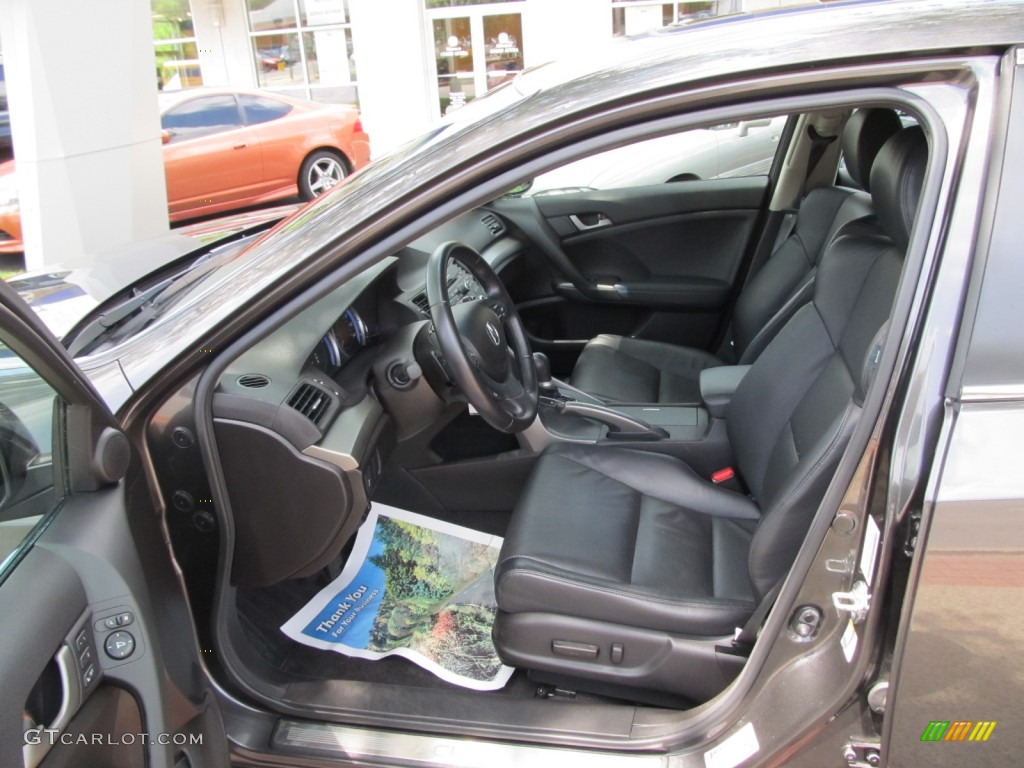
[281,504,514,691]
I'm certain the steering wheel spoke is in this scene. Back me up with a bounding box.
[425,242,538,433]
[483,297,509,319]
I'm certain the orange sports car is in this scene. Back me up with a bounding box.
[0,89,370,253]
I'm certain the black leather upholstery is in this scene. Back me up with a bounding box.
[728,217,904,596]
[871,127,927,250]
[843,108,904,191]
[569,109,902,404]
[568,335,722,404]
[494,125,928,699]
[497,443,759,636]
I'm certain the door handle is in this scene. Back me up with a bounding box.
[23,645,82,768]
[568,213,613,231]
[233,143,248,149]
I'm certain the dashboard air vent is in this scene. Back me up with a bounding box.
[237,374,270,389]
[411,292,430,316]
[481,213,505,237]
[287,382,332,426]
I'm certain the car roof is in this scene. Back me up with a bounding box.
[90,0,1024,404]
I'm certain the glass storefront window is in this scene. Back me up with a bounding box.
[248,0,298,33]
[427,3,527,117]
[426,1,523,7]
[253,32,303,88]
[303,29,358,104]
[433,17,475,115]
[611,1,718,37]
[483,14,523,90]
[301,0,349,26]
[246,0,357,104]
[153,0,202,90]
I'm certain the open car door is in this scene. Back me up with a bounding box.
[0,279,227,768]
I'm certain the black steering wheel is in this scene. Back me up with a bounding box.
[426,241,538,434]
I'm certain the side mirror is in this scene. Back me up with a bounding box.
[737,118,773,137]
[0,400,40,512]
[504,180,533,198]
[161,129,173,145]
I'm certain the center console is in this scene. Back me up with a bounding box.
[519,354,750,478]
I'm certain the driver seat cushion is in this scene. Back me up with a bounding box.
[568,335,722,403]
[495,443,759,637]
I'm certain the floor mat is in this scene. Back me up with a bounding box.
[281,503,514,691]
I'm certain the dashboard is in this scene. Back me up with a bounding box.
[307,308,372,377]
[303,254,488,380]
[211,206,525,585]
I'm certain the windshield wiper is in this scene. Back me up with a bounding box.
[65,236,254,357]
[66,277,175,357]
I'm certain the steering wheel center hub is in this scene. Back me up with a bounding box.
[452,302,508,380]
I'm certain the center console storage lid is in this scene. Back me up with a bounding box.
[700,365,751,419]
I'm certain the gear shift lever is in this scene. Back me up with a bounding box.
[532,352,558,395]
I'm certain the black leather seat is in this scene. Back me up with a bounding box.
[569,108,904,404]
[494,126,927,702]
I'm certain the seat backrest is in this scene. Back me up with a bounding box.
[726,126,928,598]
[730,109,903,365]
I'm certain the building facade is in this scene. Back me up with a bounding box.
[155,1,803,153]
[0,0,808,268]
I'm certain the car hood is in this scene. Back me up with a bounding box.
[6,204,299,339]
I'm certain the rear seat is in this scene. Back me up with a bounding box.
[568,108,904,404]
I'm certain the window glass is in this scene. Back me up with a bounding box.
[152,0,203,90]
[248,0,299,33]
[302,28,357,103]
[240,94,293,125]
[161,95,243,142]
[247,0,357,104]
[0,340,60,573]
[611,1,716,37]
[253,33,303,88]
[433,17,475,115]
[483,14,524,91]
[300,0,348,26]
[526,115,787,196]
[425,0,523,7]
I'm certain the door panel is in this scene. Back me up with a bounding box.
[0,282,227,768]
[494,176,769,373]
[5,545,108,768]
[38,686,144,768]
[163,125,265,217]
[559,208,757,302]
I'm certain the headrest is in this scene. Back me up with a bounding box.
[841,108,903,192]
[869,126,928,250]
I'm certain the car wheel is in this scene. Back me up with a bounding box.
[299,150,348,200]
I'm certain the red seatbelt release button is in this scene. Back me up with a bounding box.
[711,467,735,484]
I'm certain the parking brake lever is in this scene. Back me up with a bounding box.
[558,401,668,440]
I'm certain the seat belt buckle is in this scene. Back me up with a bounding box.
[711,466,745,493]
[711,467,735,484]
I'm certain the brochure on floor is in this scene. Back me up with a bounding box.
[281,503,514,691]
